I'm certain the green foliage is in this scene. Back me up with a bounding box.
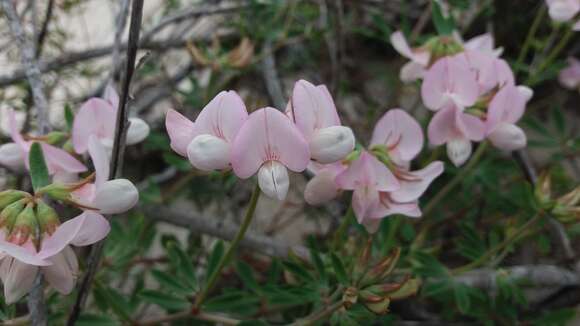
[28,142,49,192]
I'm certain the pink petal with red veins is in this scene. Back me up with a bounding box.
[231,107,310,178]
[371,109,424,163]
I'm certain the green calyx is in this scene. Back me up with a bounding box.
[45,131,69,145]
[36,201,60,235]
[7,202,37,245]
[0,190,30,211]
[0,198,28,229]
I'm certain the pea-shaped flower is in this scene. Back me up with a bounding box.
[231,108,310,200]
[287,80,355,164]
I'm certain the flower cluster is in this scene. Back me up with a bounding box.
[166,80,355,200]
[0,85,150,180]
[305,110,443,232]
[393,31,533,166]
[0,85,142,303]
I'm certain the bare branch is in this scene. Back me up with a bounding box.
[111,0,131,82]
[66,1,145,324]
[1,0,49,133]
[144,205,309,259]
[261,39,287,110]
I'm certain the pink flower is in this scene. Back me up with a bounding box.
[231,107,310,200]
[304,162,346,206]
[0,210,109,303]
[454,50,514,95]
[546,0,580,22]
[390,31,431,82]
[165,91,248,171]
[485,85,532,151]
[421,56,479,111]
[428,105,485,166]
[72,136,139,214]
[335,151,400,223]
[305,109,443,228]
[72,85,150,154]
[458,33,503,57]
[287,80,355,164]
[3,109,87,178]
[559,57,580,90]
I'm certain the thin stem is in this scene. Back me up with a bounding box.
[515,5,546,71]
[452,211,544,275]
[290,301,344,326]
[66,1,144,325]
[526,26,575,86]
[412,142,488,250]
[332,205,354,251]
[194,183,261,308]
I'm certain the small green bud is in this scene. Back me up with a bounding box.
[343,149,361,164]
[45,131,68,145]
[388,278,421,300]
[0,198,27,229]
[62,140,75,154]
[36,201,60,235]
[0,190,29,210]
[7,203,37,245]
[363,296,390,315]
[36,183,73,201]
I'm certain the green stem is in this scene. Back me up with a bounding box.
[526,26,574,86]
[290,301,344,326]
[194,183,261,308]
[411,142,488,250]
[452,211,544,275]
[516,5,546,70]
[332,205,354,251]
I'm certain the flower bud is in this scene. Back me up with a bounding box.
[0,143,24,171]
[7,203,36,245]
[535,171,553,208]
[447,138,472,167]
[187,134,231,171]
[126,117,150,145]
[362,294,390,315]
[94,179,139,214]
[0,190,29,210]
[45,131,68,145]
[557,186,580,207]
[517,86,534,102]
[36,201,60,235]
[304,170,339,205]
[363,248,401,285]
[0,198,27,229]
[342,287,358,309]
[488,123,527,151]
[310,126,355,164]
[258,161,289,201]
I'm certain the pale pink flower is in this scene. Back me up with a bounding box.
[421,56,479,111]
[559,57,580,90]
[428,105,485,166]
[231,107,310,200]
[454,50,515,95]
[546,0,580,22]
[72,136,139,215]
[165,91,248,171]
[3,109,87,176]
[0,210,109,303]
[485,85,532,151]
[304,162,346,206]
[287,80,355,164]
[457,33,503,57]
[390,31,431,82]
[72,85,150,154]
[335,151,400,223]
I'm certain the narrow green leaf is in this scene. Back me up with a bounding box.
[236,261,259,292]
[166,242,197,290]
[431,0,454,35]
[330,253,349,285]
[206,241,225,281]
[307,238,327,282]
[453,283,471,313]
[150,269,192,295]
[64,103,74,131]
[29,142,49,192]
[76,314,118,326]
[282,261,314,282]
[139,290,189,311]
